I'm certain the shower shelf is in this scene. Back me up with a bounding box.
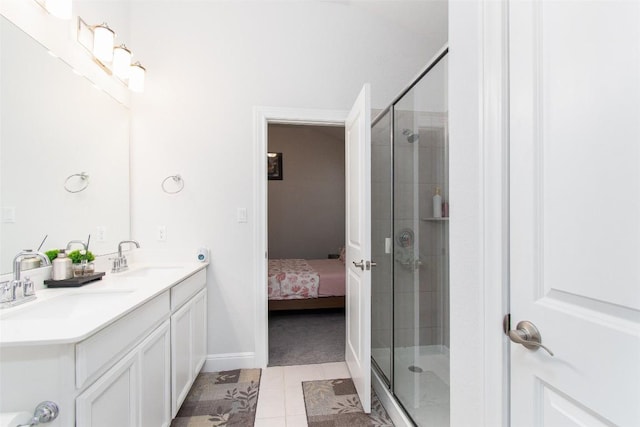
[421,217,449,221]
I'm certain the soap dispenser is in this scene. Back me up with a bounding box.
[52,250,72,280]
[433,187,442,218]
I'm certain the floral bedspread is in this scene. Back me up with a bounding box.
[268,259,319,300]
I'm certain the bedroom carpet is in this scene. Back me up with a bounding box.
[170,369,261,426]
[303,378,394,426]
[269,309,345,366]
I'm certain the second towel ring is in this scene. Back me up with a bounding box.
[64,172,90,193]
[162,174,184,194]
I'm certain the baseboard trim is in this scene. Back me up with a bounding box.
[202,352,258,372]
[372,367,414,427]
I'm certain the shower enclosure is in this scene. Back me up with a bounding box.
[371,50,449,427]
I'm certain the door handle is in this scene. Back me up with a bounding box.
[505,319,554,356]
[352,260,365,270]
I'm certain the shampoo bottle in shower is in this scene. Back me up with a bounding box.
[433,187,442,218]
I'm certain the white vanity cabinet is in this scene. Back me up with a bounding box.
[139,320,172,427]
[170,271,207,417]
[76,320,171,427]
[0,265,207,427]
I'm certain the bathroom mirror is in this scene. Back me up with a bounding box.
[0,16,131,274]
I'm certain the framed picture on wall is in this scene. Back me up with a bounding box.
[267,152,283,180]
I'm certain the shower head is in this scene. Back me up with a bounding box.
[402,128,419,143]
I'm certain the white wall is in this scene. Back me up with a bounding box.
[128,0,448,367]
[268,124,345,260]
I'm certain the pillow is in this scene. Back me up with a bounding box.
[339,246,346,264]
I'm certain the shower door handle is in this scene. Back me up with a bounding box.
[352,260,365,270]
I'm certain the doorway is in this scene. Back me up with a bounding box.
[266,123,347,367]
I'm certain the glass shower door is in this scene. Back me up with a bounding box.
[392,54,449,426]
[371,108,393,385]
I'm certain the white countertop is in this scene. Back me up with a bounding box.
[0,262,207,347]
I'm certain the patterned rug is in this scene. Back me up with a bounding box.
[171,369,261,426]
[303,378,394,426]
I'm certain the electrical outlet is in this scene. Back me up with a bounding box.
[157,225,167,241]
[96,226,107,242]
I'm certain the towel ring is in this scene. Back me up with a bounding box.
[162,174,184,194]
[64,172,90,193]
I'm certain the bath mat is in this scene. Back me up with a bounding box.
[170,368,261,426]
[302,378,394,426]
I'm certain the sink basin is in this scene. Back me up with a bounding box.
[1,291,134,321]
[118,266,184,278]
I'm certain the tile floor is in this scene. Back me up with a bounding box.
[255,361,352,427]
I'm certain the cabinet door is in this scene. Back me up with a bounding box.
[140,320,171,427]
[76,349,138,427]
[171,300,193,417]
[192,290,207,376]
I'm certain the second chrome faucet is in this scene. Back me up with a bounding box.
[111,240,141,273]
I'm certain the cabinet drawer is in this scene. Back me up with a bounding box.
[76,291,170,390]
[171,269,206,312]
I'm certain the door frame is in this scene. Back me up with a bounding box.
[449,0,509,425]
[253,106,348,367]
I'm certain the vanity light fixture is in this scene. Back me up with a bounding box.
[77,17,147,93]
[128,62,146,93]
[112,44,132,79]
[92,23,115,62]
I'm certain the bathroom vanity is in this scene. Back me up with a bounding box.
[0,263,207,427]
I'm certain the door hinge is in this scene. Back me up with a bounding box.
[502,313,511,335]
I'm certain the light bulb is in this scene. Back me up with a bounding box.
[112,45,132,79]
[128,62,146,93]
[93,24,115,62]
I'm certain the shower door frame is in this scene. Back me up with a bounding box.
[370,47,452,426]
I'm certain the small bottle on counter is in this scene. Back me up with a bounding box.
[433,187,442,218]
[52,250,72,280]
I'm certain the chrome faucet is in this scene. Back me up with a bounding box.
[111,240,141,273]
[66,240,88,252]
[0,250,51,308]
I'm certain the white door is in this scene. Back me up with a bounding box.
[345,83,372,413]
[509,1,640,426]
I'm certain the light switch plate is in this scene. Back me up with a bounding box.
[1,207,16,223]
[157,225,167,241]
[237,208,248,223]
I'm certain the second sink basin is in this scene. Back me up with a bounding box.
[117,266,184,278]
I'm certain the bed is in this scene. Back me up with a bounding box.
[268,258,346,311]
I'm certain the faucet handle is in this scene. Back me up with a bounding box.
[0,281,13,304]
[23,276,35,297]
[10,279,21,300]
